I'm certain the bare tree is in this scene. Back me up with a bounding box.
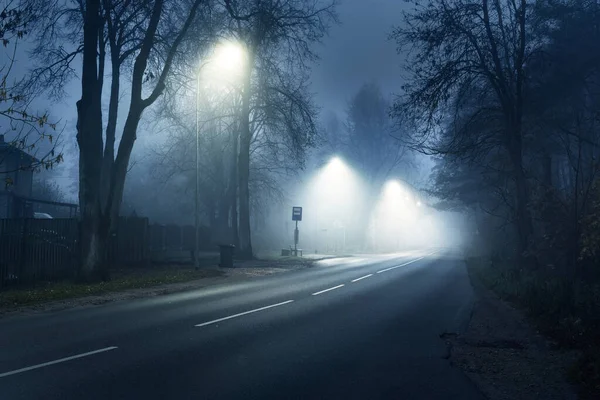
[26,0,209,280]
[150,83,238,238]
[149,56,315,247]
[344,83,414,187]
[0,1,61,177]
[223,0,337,259]
[391,0,537,266]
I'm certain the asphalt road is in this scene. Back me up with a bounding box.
[0,249,484,400]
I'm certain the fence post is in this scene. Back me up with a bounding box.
[76,219,82,279]
[0,219,5,287]
[18,218,29,283]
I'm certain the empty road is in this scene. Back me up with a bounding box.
[0,249,484,399]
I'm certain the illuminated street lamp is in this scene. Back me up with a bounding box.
[195,39,247,270]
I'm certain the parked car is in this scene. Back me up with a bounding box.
[33,212,53,219]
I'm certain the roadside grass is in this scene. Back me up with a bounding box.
[0,267,225,309]
[254,250,353,262]
[253,253,326,265]
[254,250,285,260]
[255,254,317,262]
[466,256,600,399]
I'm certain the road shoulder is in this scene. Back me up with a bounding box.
[442,262,580,400]
[0,257,317,319]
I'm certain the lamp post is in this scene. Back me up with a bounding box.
[194,40,246,270]
[195,64,202,270]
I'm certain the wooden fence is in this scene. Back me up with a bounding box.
[0,218,79,287]
[148,224,212,251]
[0,218,212,288]
[107,217,150,267]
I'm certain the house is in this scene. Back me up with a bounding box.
[0,134,37,218]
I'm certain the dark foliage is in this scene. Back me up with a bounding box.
[394,0,600,396]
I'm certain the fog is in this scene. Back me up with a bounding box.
[8,0,470,257]
[250,156,468,255]
[4,1,599,393]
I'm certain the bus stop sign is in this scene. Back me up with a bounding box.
[292,206,302,221]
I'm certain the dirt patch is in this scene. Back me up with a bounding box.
[442,264,580,400]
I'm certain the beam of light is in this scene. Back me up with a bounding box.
[295,162,463,255]
[368,179,424,252]
[300,156,367,254]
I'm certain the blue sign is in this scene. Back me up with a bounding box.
[292,206,302,221]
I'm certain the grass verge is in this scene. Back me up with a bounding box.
[0,268,225,309]
[466,256,600,399]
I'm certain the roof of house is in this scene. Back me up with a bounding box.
[0,134,39,165]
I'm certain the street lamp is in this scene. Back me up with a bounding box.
[195,39,247,270]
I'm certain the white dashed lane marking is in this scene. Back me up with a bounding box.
[351,274,372,282]
[377,257,426,274]
[312,284,345,296]
[0,347,119,378]
[195,300,294,327]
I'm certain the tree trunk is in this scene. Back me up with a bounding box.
[237,52,254,259]
[77,0,107,282]
[76,0,202,280]
[229,130,239,248]
[109,108,142,225]
[237,126,252,259]
[100,60,120,215]
[217,193,229,242]
[508,133,534,266]
[79,208,110,281]
[515,167,533,258]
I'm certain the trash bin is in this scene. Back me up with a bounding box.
[219,244,235,268]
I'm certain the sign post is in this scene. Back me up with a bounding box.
[292,206,302,256]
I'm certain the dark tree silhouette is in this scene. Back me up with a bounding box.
[391,0,537,266]
[26,0,209,280]
[222,0,337,259]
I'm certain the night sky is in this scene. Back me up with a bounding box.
[311,0,409,115]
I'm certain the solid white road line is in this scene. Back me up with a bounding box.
[0,346,118,378]
[377,256,425,274]
[351,274,373,282]
[312,284,345,296]
[195,300,294,327]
